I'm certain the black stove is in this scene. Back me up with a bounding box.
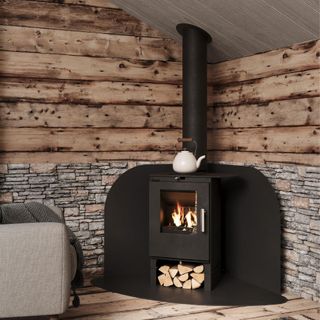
[149,173,221,290]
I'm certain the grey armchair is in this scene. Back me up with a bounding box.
[0,212,74,318]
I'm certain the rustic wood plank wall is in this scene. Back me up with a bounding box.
[0,0,319,166]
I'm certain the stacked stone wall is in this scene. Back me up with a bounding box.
[0,162,129,278]
[254,164,320,300]
[0,162,319,300]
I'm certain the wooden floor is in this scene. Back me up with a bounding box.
[60,286,320,320]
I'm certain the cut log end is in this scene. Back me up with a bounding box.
[178,264,194,275]
[173,276,183,288]
[169,266,179,279]
[193,265,204,273]
[182,279,192,289]
[158,273,173,287]
[191,278,201,289]
[178,273,189,282]
[159,265,170,274]
[158,263,204,289]
[191,272,205,284]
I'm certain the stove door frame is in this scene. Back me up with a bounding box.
[149,179,210,261]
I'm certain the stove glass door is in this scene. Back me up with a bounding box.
[160,190,198,234]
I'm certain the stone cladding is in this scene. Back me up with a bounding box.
[0,162,319,300]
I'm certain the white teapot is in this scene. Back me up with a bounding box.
[173,149,206,173]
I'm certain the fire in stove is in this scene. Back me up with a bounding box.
[171,203,197,229]
[161,191,198,234]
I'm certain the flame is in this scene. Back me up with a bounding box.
[185,209,197,228]
[171,203,197,229]
[172,202,183,227]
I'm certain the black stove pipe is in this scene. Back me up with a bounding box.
[176,23,211,170]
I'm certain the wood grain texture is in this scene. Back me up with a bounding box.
[56,286,320,320]
[0,151,175,163]
[2,42,319,85]
[0,78,182,105]
[0,51,181,83]
[218,299,320,318]
[0,0,164,37]
[1,127,318,153]
[211,69,320,106]
[209,151,320,167]
[1,68,318,106]
[208,39,320,84]
[209,126,320,153]
[1,151,319,167]
[208,97,320,129]
[0,102,182,128]
[35,0,119,8]
[0,0,319,166]
[1,97,319,129]
[1,30,318,85]
[0,25,181,61]
[0,128,181,152]
[61,297,163,319]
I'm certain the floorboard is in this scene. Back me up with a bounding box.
[59,286,320,320]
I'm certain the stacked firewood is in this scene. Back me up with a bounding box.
[158,263,205,289]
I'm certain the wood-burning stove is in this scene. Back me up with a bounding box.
[149,173,221,290]
[92,18,283,304]
[146,24,222,291]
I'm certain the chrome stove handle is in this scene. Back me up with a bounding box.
[200,208,206,233]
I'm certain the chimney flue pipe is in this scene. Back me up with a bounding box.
[176,23,211,170]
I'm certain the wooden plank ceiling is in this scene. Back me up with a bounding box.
[112,0,320,63]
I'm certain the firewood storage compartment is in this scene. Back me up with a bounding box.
[149,173,222,291]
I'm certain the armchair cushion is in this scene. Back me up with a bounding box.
[0,223,71,317]
[0,202,84,317]
[0,202,83,288]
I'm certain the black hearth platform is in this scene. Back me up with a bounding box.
[92,164,286,305]
[93,273,286,306]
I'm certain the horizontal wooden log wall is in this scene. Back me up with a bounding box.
[0,0,319,166]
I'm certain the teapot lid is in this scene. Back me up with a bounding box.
[180,148,193,153]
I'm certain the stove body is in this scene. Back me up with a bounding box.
[149,173,221,290]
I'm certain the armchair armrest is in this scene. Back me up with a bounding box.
[0,223,71,317]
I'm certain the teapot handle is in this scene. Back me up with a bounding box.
[177,137,197,155]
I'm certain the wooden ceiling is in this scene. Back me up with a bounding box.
[112,0,320,63]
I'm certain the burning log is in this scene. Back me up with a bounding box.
[158,262,205,289]
[185,209,197,228]
[168,202,198,232]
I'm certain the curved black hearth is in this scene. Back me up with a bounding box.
[93,164,286,305]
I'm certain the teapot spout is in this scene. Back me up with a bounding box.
[196,155,206,169]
